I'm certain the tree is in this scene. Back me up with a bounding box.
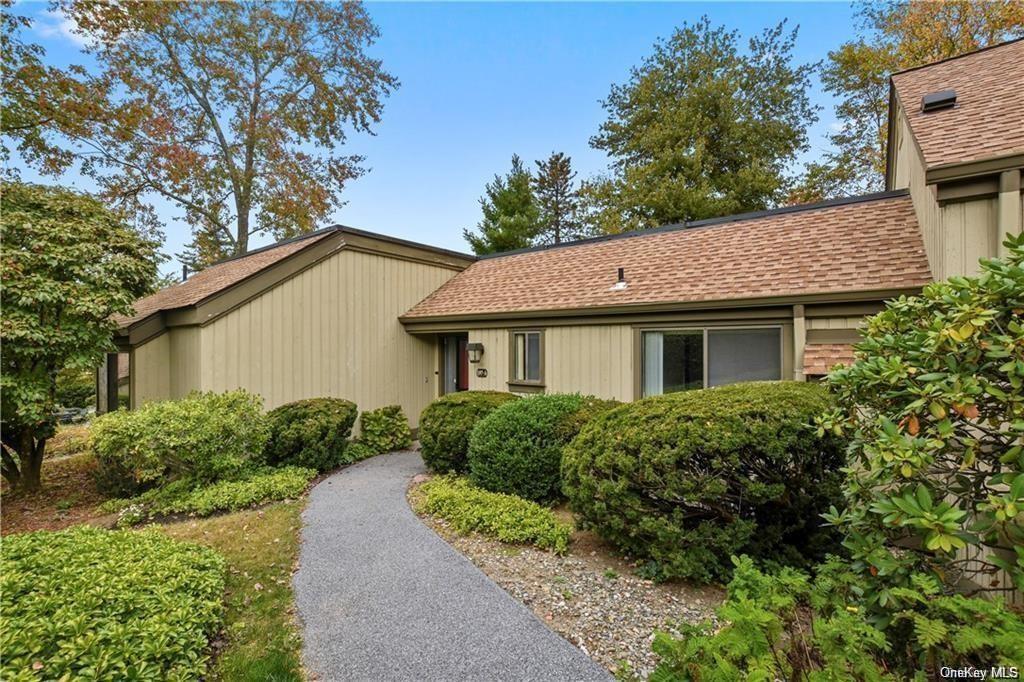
[462,155,540,255]
[587,17,818,231]
[817,233,1024,612]
[532,152,582,245]
[53,1,397,267]
[0,0,101,175]
[805,1,1024,198]
[1,182,158,491]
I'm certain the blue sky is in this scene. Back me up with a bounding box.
[11,1,859,273]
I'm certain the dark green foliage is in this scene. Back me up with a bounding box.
[102,466,317,525]
[462,155,540,255]
[358,405,412,455]
[264,397,358,472]
[650,556,1024,680]
[54,367,95,408]
[562,382,846,583]
[91,390,271,496]
[468,394,618,502]
[419,391,519,473]
[1,526,226,681]
[415,476,572,553]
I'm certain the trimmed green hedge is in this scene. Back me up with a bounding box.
[468,394,619,502]
[1,526,226,681]
[415,476,571,553]
[359,405,412,455]
[419,391,519,473]
[264,397,358,472]
[562,382,846,583]
[91,390,270,496]
[102,466,317,525]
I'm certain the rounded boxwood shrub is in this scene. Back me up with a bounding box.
[562,382,846,583]
[1,526,226,681]
[468,394,619,502]
[91,390,270,496]
[264,397,358,472]
[358,404,413,455]
[418,391,519,473]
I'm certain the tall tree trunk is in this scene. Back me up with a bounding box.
[235,197,251,255]
[14,429,45,492]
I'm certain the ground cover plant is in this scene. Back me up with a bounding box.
[563,381,846,583]
[650,556,1024,681]
[162,501,305,681]
[264,397,358,472]
[91,390,269,496]
[0,526,226,681]
[414,476,572,553]
[419,391,519,473]
[0,453,108,535]
[358,404,412,455]
[468,393,618,502]
[101,466,316,527]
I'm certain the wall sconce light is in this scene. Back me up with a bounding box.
[467,342,484,363]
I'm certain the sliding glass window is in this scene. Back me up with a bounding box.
[642,327,782,397]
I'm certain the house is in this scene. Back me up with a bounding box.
[102,39,1023,424]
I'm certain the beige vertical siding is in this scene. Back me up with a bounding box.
[891,102,1002,280]
[544,325,633,400]
[131,333,170,408]
[192,249,456,426]
[467,328,509,392]
[806,316,866,330]
[167,327,201,399]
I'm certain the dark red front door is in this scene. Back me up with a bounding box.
[456,337,469,391]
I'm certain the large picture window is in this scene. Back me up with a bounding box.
[511,330,543,384]
[642,327,782,396]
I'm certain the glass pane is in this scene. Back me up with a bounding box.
[662,332,703,393]
[642,332,664,396]
[526,332,541,381]
[514,333,526,381]
[707,328,781,386]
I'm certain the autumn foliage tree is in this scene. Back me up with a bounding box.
[54,0,397,268]
[1,182,158,491]
[799,0,1024,199]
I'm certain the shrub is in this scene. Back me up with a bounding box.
[341,440,378,464]
[562,382,846,583]
[264,397,358,472]
[468,394,618,502]
[651,556,1024,680]
[91,390,270,496]
[358,404,413,455]
[54,367,95,408]
[102,466,317,524]
[419,391,519,473]
[817,234,1024,609]
[0,526,226,681]
[415,476,572,553]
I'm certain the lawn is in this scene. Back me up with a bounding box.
[162,501,306,682]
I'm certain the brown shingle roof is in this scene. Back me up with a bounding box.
[803,343,856,376]
[891,39,1024,169]
[116,231,334,328]
[403,193,932,320]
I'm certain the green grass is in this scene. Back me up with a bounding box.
[162,501,304,681]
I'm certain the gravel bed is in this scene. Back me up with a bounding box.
[409,481,722,679]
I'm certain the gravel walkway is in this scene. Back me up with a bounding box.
[294,451,611,681]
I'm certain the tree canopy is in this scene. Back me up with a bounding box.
[532,152,584,245]
[462,155,540,255]
[1,182,158,491]
[585,17,818,231]
[34,1,398,268]
[800,0,1024,199]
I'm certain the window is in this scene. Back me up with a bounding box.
[511,330,543,384]
[642,327,782,396]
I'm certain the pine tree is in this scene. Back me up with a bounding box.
[533,152,583,244]
[462,155,540,255]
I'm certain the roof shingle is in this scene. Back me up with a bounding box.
[403,193,932,320]
[891,40,1024,169]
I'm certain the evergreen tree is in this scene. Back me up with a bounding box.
[463,155,540,255]
[533,152,583,244]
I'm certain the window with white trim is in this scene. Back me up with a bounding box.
[642,327,782,396]
[512,330,543,384]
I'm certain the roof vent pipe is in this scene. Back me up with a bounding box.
[921,89,957,113]
[182,265,189,282]
[617,267,625,282]
[610,267,628,291]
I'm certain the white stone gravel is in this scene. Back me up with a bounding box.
[410,489,722,679]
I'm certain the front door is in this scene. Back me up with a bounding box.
[441,334,469,394]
